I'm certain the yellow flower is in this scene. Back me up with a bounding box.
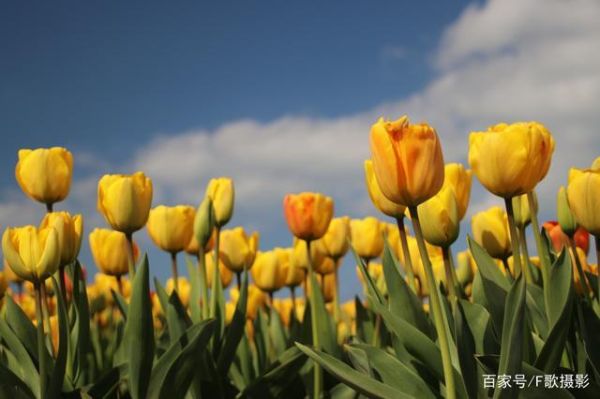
[356,262,387,296]
[443,163,472,220]
[3,259,23,283]
[39,211,83,266]
[350,217,384,260]
[89,228,139,277]
[97,172,153,234]
[205,253,233,288]
[369,116,445,207]
[251,250,287,293]
[146,205,195,253]
[304,273,336,303]
[205,178,234,227]
[456,250,476,285]
[15,147,73,206]
[283,192,334,241]
[592,157,600,171]
[275,247,305,287]
[272,298,295,326]
[364,160,406,218]
[219,227,259,273]
[397,233,442,276]
[166,277,191,307]
[290,239,334,275]
[320,216,351,259]
[417,185,459,248]
[469,122,555,198]
[2,225,60,283]
[471,207,512,259]
[0,271,7,298]
[567,168,600,236]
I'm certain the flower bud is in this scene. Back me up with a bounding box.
[557,186,577,236]
[350,217,384,260]
[219,227,259,273]
[471,207,512,260]
[194,196,215,250]
[283,192,334,241]
[205,178,234,227]
[320,216,351,259]
[417,185,460,248]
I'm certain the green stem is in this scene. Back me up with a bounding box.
[46,202,53,213]
[528,192,551,300]
[442,246,457,298]
[397,216,417,292]
[59,265,68,306]
[171,252,179,293]
[447,248,462,296]
[125,232,136,280]
[290,286,298,322]
[504,198,523,278]
[595,236,600,304]
[197,253,209,319]
[332,261,341,323]
[210,227,221,318]
[116,275,124,296]
[408,206,456,399]
[39,282,54,357]
[518,227,533,284]
[569,238,591,299]
[306,240,322,399]
[35,283,48,399]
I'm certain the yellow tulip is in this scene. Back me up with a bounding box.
[219,227,259,273]
[567,168,600,236]
[417,185,459,248]
[591,157,600,171]
[97,172,153,234]
[230,285,267,319]
[320,216,351,259]
[304,273,336,303]
[166,277,191,306]
[272,298,296,326]
[291,238,334,275]
[276,247,305,287]
[471,207,512,259]
[39,211,83,266]
[15,147,73,206]
[0,271,7,298]
[283,192,334,241]
[469,122,555,198]
[2,225,60,283]
[364,160,406,218]
[443,163,472,220]
[456,250,475,286]
[557,186,577,236]
[397,233,442,276]
[205,177,234,227]
[369,116,445,207]
[205,253,233,288]
[89,228,139,277]
[3,259,23,284]
[411,256,445,297]
[146,205,195,253]
[193,196,216,249]
[350,217,384,260]
[251,250,287,293]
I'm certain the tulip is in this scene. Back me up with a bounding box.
[251,250,287,296]
[205,178,234,228]
[471,207,512,261]
[567,168,600,236]
[219,227,259,275]
[185,229,215,256]
[283,192,334,241]
[557,186,577,236]
[272,298,298,327]
[369,116,445,207]
[277,247,305,288]
[2,225,60,283]
[0,271,7,298]
[304,272,336,303]
[350,217,384,261]
[193,196,216,250]
[205,253,233,288]
[443,163,472,221]
[3,259,23,285]
[542,221,589,254]
[146,205,195,254]
[97,172,153,234]
[89,228,140,278]
[364,160,406,218]
[469,122,555,198]
[320,216,351,260]
[39,211,83,266]
[417,185,460,248]
[166,277,191,307]
[15,147,73,209]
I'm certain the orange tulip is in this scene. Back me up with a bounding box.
[283,192,334,241]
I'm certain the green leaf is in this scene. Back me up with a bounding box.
[69,262,93,387]
[166,291,192,343]
[468,237,510,337]
[535,251,573,373]
[147,319,216,399]
[47,278,69,398]
[0,361,35,399]
[123,254,154,399]
[350,244,384,305]
[494,274,527,399]
[110,289,129,320]
[4,296,43,366]
[307,267,339,358]
[381,241,431,337]
[268,307,288,359]
[354,296,375,343]
[295,343,412,399]
[216,268,248,374]
[81,367,122,399]
[350,343,437,399]
[186,255,202,323]
[452,299,479,399]
[346,344,373,377]
[239,347,307,398]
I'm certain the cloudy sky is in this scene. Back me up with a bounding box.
[1,0,599,299]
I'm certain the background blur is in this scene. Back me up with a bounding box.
[1,0,599,300]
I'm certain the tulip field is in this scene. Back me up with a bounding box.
[2,118,600,398]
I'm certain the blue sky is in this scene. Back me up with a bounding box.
[2,0,600,300]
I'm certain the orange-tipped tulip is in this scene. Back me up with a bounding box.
[283,192,334,241]
[369,116,445,206]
